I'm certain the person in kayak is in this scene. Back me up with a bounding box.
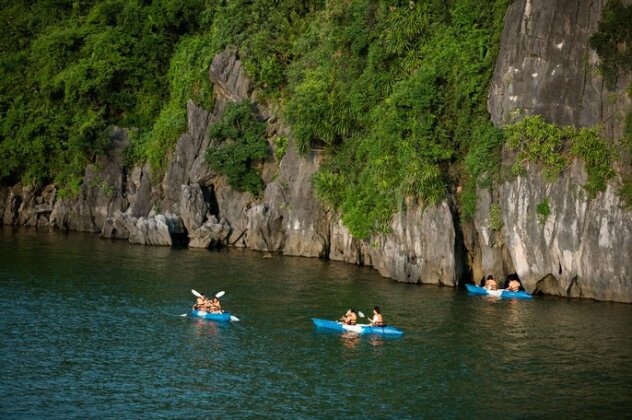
[206,296,223,313]
[484,275,498,290]
[504,274,523,292]
[369,306,385,327]
[193,293,208,310]
[339,309,358,325]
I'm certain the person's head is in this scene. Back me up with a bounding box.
[487,275,494,280]
[373,306,381,314]
[349,308,356,314]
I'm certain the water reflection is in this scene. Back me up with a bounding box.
[192,319,220,336]
[367,336,385,347]
[340,332,360,349]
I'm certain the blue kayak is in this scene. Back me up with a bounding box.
[465,283,533,300]
[312,318,404,336]
[191,310,233,321]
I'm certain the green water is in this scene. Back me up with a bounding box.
[1,227,631,418]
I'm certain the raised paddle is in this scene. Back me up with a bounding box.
[192,289,225,299]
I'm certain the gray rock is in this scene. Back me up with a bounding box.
[180,183,209,233]
[127,163,153,218]
[488,0,632,139]
[188,216,231,248]
[124,214,183,246]
[497,162,632,302]
[101,211,130,240]
[209,47,253,102]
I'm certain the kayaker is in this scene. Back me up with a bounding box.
[206,296,223,313]
[339,309,358,325]
[505,275,522,292]
[484,275,498,290]
[193,293,207,310]
[369,306,385,327]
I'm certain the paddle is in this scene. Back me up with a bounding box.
[192,289,225,299]
[190,289,239,322]
[358,311,372,326]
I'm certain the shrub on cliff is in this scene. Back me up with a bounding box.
[205,101,269,196]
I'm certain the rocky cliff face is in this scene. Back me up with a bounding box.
[474,0,632,302]
[1,0,630,302]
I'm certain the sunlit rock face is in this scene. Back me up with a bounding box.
[476,0,632,302]
[488,0,631,138]
[489,163,632,302]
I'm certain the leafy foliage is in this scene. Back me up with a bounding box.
[589,0,632,90]
[506,115,617,198]
[505,115,569,181]
[296,0,511,236]
[5,0,626,241]
[0,0,211,190]
[489,203,503,231]
[536,198,551,223]
[205,101,269,196]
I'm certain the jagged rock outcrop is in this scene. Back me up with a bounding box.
[499,162,632,302]
[188,216,231,248]
[488,0,632,139]
[472,0,632,302]
[330,201,463,286]
[124,214,183,246]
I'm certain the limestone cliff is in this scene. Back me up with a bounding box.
[1,0,630,303]
[472,0,632,302]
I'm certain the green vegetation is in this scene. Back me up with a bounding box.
[0,0,214,193]
[589,0,632,90]
[536,198,551,223]
[2,0,629,239]
[273,136,289,162]
[506,115,617,198]
[0,0,511,238]
[205,101,268,196]
[590,0,632,156]
[489,203,503,231]
[505,115,569,181]
[299,0,511,236]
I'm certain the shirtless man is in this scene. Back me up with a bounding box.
[369,306,385,326]
[339,309,358,325]
[193,293,207,310]
[484,275,498,291]
[206,296,223,313]
[505,277,521,292]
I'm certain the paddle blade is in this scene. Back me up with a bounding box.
[230,315,240,322]
[358,311,365,318]
[191,289,203,298]
[215,291,225,298]
[179,313,188,317]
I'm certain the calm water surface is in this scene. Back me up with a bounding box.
[1,227,631,418]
